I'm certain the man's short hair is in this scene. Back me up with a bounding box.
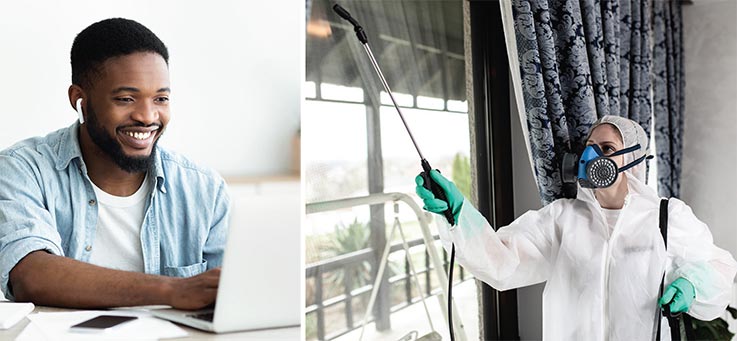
[71,18,169,88]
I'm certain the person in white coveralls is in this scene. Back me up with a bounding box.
[415,115,737,340]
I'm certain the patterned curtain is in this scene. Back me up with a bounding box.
[652,1,684,198]
[512,0,653,204]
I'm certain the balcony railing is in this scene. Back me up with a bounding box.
[305,193,469,341]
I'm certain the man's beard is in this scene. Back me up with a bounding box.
[85,102,160,173]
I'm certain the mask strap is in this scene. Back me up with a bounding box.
[618,153,648,172]
[610,144,641,157]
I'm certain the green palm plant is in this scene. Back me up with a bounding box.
[325,219,373,296]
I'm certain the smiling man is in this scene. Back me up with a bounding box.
[0,18,227,309]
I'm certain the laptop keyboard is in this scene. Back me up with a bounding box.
[187,312,214,322]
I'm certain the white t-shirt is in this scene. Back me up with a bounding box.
[601,207,621,236]
[87,176,150,272]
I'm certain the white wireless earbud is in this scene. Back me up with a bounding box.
[76,98,84,124]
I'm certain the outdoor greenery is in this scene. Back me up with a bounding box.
[304,152,472,340]
[305,219,373,340]
[325,219,372,293]
[305,313,317,340]
[451,153,471,198]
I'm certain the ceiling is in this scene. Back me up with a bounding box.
[306,0,466,102]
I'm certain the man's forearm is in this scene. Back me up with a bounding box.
[9,251,174,308]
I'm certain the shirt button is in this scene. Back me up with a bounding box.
[85,245,92,252]
[88,199,96,206]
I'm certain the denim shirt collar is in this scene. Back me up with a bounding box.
[55,122,167,194]
[54,122,82,172]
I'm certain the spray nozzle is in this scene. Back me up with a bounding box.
[332,4,368,44]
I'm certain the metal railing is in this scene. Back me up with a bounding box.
[305,193,470,341]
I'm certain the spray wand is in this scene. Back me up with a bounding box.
[332,4,458,340]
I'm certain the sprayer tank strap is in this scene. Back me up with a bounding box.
[656,198,696,341]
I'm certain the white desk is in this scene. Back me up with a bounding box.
[0,306,300,340]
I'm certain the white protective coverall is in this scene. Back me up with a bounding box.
[436,117,737,340]
[438,174,736,340]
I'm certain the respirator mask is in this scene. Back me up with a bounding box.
[561,144,648,188]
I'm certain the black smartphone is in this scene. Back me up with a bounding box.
[69,315,138,332]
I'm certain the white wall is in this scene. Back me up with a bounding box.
[681,1,737,333]
[681,0,737,267]
[0,1,302,177]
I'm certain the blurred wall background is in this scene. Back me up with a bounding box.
[0,0,302,177]
[680,0,737,265]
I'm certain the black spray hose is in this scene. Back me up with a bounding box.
[449,245,456,341]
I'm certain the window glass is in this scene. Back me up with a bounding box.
[305,0,477,339]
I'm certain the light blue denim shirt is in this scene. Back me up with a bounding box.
[0,122,229,299]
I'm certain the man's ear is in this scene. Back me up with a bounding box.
[68,85,85,124]
[76,98,84,124]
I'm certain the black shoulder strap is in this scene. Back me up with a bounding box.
[656,198,695,341]
[657,199,668,340]
[657,198,681,341]
[662,199,681,340]
[660,198,669,248]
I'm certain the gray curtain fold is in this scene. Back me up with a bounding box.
[652,0,684,198]
[512,0,672,204]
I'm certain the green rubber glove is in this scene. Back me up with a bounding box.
[659,277,696,313]
[414,169,464,224]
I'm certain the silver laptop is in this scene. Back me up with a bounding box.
[151,188,301,333]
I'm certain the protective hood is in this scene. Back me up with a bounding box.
[583,115,650,183]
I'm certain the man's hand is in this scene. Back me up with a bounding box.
[166,268,221,310]
[9,251,220,309]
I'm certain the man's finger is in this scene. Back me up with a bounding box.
[205,275,220,287]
